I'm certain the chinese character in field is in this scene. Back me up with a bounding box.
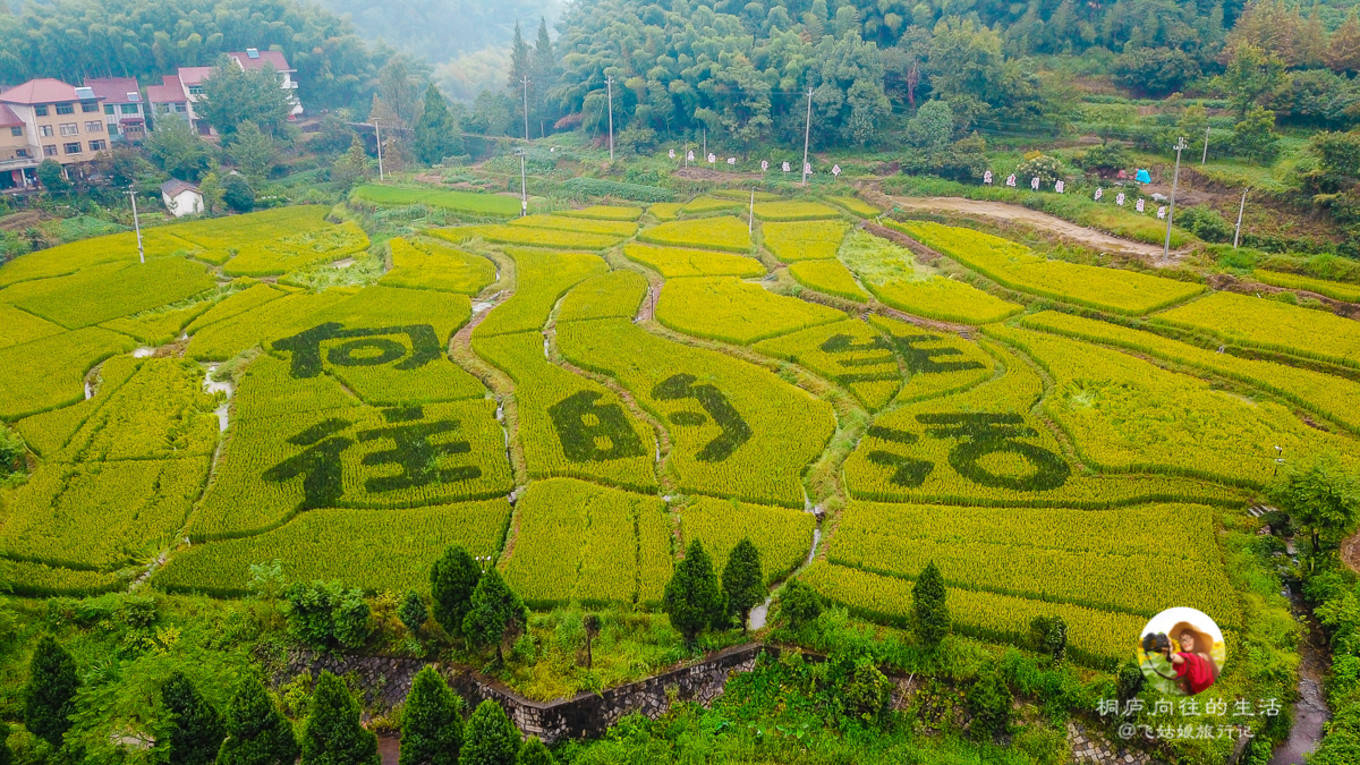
[1005,174,1017,187]
[782,161,791,172]
[274,322,442,379]
[652,373,751,461]
[1094,187,1104,201]
[983,170,993,185]
[1030,176,1040,190]
[1116,192,1126,206]
[761,160,769,171]
[866,426,933,487]
[668,148,676,159]
[1055,180,1065,193]
[1136,198,1146,213]
[356,406,481,493]
[548,391,647,462]
[263,417,354,508]
[918,413,1071,490]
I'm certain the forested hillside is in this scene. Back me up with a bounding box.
[0,0,373,109]
[312,0,560,65]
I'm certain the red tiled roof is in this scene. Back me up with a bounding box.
[83,76,141,104]
[146,75,186,104]
[0,78,81,105]
[178,66,213,87]
[229,49,292,72]
[0,104,22,127]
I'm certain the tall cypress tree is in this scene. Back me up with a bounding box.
[301,672,378,765]
[0,721,14,765]
[662,540,724,644]
[413,84,464,165]
[912,561,949,649]
[459,700,519,765]
[22,636,79,748]
[721,538,764,632]
[430,545,481,640]
[462,568,528,664]
[399,666,462,765]
[507,20,531,138]
[158,672,226,765]
[216,674,299,765]
[531,18,558,137]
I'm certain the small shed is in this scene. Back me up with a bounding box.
[160,179,203,217]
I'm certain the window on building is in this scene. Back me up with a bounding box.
[59,123,78,137]
[104,104,115,115]
[15,148,29,157]
[188,85,204,96]
[88,140,105,152]
[39,125,53,137]
[81,101,98,113]
[63,142,81,154]
[9,127,20,137]
[175,103,187,113]
[55,102,74,115]
[34,105,47,116]
[43,145,57,157]
[85,121,102,132]
[121,103,139,114]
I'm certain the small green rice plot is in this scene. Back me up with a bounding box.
[655,276,845,344]
[169,206,333,265]
[647,202,684,221]
[432,224,623,251]
[622,243,764,279]
[0,304,63,349]
[896,221,1205,315]
[1252,270,1360,302]
[222,221,370,277]
[678,498,814,585]
[752,200,841,221]
[838,230,1021,324]
[184,283,291,334]
[350,184,522,217]
[681,195,744,214]
[713,189,779,201]
[14,356,140,457]
[557,205,643,221]
[185,291,350,361]
[826,196,880,217]
[503,478,673,609]
[761,220,849,262]
[787,259,869,301]
[0,228,198,287]
[1151,290,1360,371]
[638,216,752,253]
[509,214,638,237]
[0,559,128,597]
[379,237,496,295]
[556,270,648,322]
[100,299,220,346]
[474,248,607,336]
[2,257,215,329]
[0,327,138,418]
[155,501,511,595]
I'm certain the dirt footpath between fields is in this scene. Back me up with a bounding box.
[875,193,1174,262]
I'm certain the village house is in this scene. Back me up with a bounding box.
[160,178,203,217]
[0,78,107,187]
[83,76,147,143]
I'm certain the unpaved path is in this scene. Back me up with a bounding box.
[881,194,1172,261]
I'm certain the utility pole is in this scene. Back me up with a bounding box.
[521,75,530,142]
[1233,188,1249,249]
[606,75,614,161]
[1163,136,1187,262]
[801,86,813,187]
[374,120,384,181]
[518,150,528,218]
[702,128,706,159]
[1201,125,1210,165]
[128,186,144,264]
[748,189,755,234]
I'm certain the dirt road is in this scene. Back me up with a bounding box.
[881,195,1172,261]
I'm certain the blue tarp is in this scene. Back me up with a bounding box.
[1135,168,1152,184]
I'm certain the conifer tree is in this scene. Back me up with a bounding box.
[216,674,299,765]
[462,568,528,664]
[157,672,226,765]
[507,20,532,138]
[301,672,378,765]
[459,700,519,765]
[413,84,463,165]
[912,561,949,649]
[721,538,763,632]
[662,540,724,644]
[400,590,429,636]
[531,18,558,137]
[23,636,79,748]
[515,736,553,765]
[431,545,481,640]
[399,666,462,765]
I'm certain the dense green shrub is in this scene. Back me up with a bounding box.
[964,667,1012,740]
[283,581,370,649]
[1177,205,1234,243]
[779,580,823,629]
[560,177,672,203]
[23,636,78,748]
